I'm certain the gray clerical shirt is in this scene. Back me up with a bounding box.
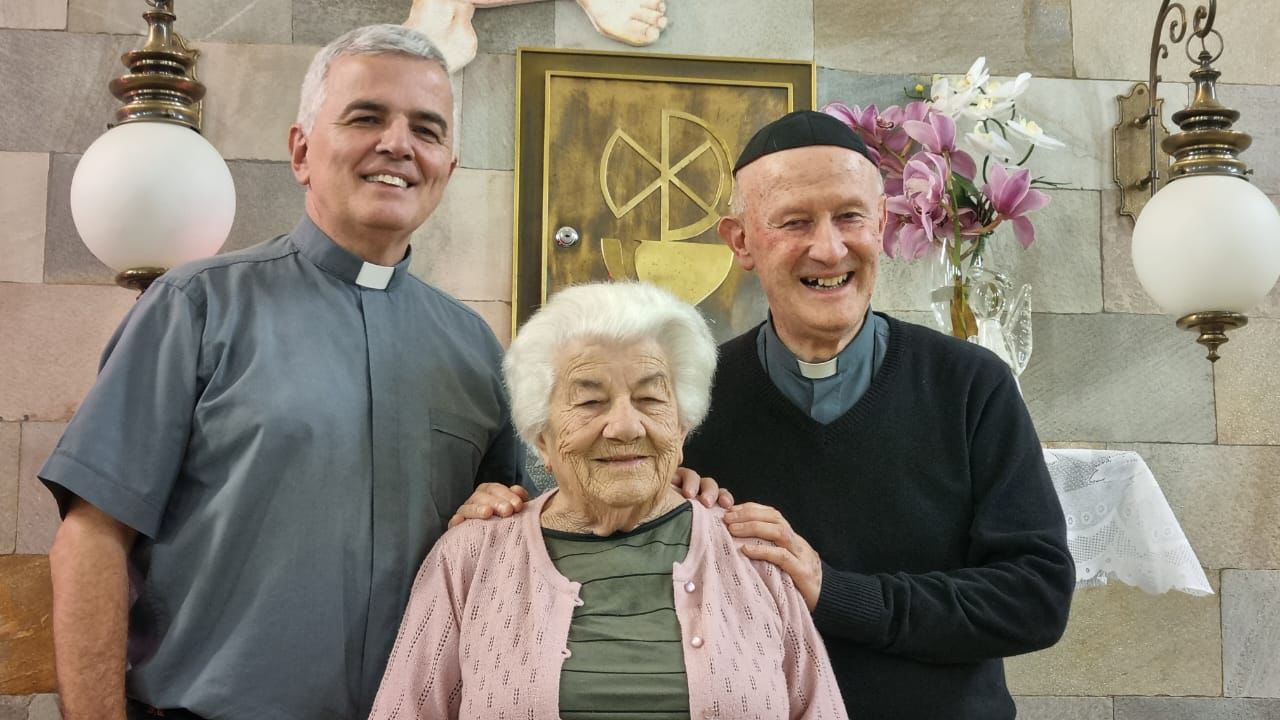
[756,310,890,423]
[40,217,524,719]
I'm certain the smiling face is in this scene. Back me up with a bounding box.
[536,337,687,515]
[289,52,457,255]
[719,145,887,361]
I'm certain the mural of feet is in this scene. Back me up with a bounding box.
[405,0,669,71]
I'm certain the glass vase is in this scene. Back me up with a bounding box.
[928,239,1035,377]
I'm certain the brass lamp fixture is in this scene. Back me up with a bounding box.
[70,0,235,293]
[1113,0,1280,362]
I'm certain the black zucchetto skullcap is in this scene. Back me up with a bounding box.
[732,110,876,174]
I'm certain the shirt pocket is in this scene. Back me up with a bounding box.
[427,408,489,518]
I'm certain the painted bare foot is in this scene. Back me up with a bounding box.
[576,0,668,46]
[404,0,478,72]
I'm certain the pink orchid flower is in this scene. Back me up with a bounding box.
[823,102,885,167]
[983,163,1051,248]
[903,112,978,180]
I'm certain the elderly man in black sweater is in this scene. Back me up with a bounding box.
[683,110,1075,719]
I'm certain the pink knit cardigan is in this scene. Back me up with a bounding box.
[369,492,848,719]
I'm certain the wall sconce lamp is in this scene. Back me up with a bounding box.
[1113,1,1280,361]
[69,0,235,293]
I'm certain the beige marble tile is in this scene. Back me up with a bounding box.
[0,30,136,154]
[1115,697,1280,720]
[1013,696,1113,720]
[0,423,18,554]
[1020,313,1216,443]
[0,284,136,423]
[1110,443,1280,571]
[461,300,511,348]
[198,41,319,162]
[1215,318,1280,445]
[16,423,65,555]
[0,152,48,283]
[459,53,515,171]
[1072,0,1280,86]
[556,0,813,60]
[42,153,113,285]
[68,0,290,43]
[471,2,555,56]
[1222,570,1280,698]
[409,168,514,303]
[816,0,1071,77]
[0,1,66,29]
[1006,575,1222,696]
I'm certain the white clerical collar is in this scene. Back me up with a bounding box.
[355,261,395,289]
[796,357,838,379]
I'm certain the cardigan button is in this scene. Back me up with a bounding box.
[684,581,696,593]
[689,636,704,648]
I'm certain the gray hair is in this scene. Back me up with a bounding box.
[503,282,718,449]
[296,24,449,132]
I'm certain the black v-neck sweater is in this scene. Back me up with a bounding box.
[684,314,1074,720]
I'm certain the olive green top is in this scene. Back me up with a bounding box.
[543,502,694,720]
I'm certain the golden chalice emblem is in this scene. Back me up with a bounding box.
[599,110,734,306]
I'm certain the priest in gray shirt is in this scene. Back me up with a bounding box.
[41,25,529,720]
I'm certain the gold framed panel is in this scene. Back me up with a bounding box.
[512,47,816,340]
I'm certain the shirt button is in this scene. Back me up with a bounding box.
[684,581,696,593]
[702,710,716,719]
[561,648,572,658]
[690,636,704,648]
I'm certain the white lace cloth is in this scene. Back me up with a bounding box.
[1044,448,1212,596]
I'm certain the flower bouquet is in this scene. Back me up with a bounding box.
[824,58,1064,375]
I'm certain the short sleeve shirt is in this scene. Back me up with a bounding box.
[39,216,524,719]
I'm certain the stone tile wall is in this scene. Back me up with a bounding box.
[3,0,1279,715]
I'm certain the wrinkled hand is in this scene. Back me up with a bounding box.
[448,482,531,528]
[725,503,822,611]
[673,467,734,509]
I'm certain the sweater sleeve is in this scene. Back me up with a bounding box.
[369,523,481,719]
[746,546,849,720]
[811,368,1075,664]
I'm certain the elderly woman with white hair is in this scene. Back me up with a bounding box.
[370,282,847,719]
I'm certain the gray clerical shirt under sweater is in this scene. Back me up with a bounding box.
[756,310,889,423]
[39,216,524,719]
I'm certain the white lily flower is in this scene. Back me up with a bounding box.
[930,76,979,119]
[1007,117,1066,150]
[987,72,1031,103]
[965,124,1020,163]
[957,57,990,92]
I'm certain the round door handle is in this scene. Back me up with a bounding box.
[554,226,580,248]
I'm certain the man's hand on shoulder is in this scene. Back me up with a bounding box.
[725,503,823,611]
[448,483,531,528]
[673,467,734,509]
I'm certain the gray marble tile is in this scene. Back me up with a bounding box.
[459,53,516,171]
[871,189,1102,316]
[43,153,112,285]
[1110,443,1280,571]
[0,30,137,154]
[975,77,1187,192]
[1222,570,1280,698]
[16,423,64,555]
[0,152,48,283]
[1006,576,1222,696]
[26,696,60,720]
[1019,313,1216,443]
[555,0,813,61]
[0,422,18,555]
[0,284,137,423]
[817,68,929,113]
[471,1,555,56]
[291,0,407,46]
[0,1,66,29]
[68,0,291,44]
[44,156,298,285]
[409,168,514,303]
[1216,83,1280,196]
[198,41,320,162]
[1072,0,1280,86]
[1215,318,1280,446]
[1013,696,1113,720]
[0,696,31,720]
[815,0,1071,77]
[1114,697,1280,719]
